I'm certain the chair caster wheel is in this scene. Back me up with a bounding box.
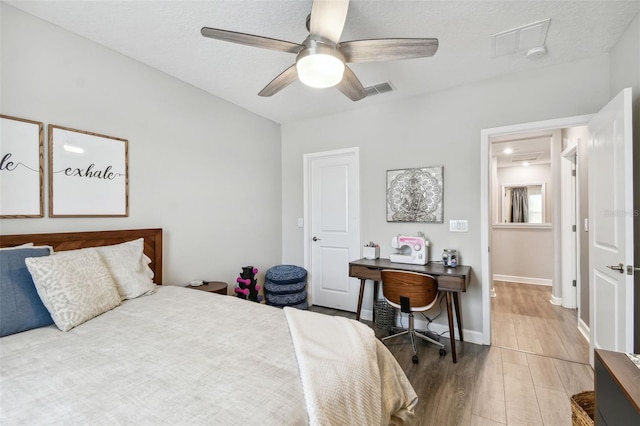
[412,355,419,364]
[439,348,446,357]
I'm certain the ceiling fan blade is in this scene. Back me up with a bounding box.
[201,27,303,54]
[258,64,299,97]
[337,65,366,102]
[340,38,439,63]
[310,0,349,44]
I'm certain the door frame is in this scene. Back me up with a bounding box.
[480,114,593,344]
[303,147,361,307]
[561,142,579,310]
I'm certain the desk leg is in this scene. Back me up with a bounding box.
[356,279,366,321]
[445,292,457,363]
[372,281,379,323]
[453,292,464,342]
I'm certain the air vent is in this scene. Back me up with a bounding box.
[491,18,551,57]
[364,82,394,97]
[511,152,542,162]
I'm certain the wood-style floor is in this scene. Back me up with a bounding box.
[492,281,589,364]
[310,283,593,425]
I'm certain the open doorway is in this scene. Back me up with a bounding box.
[488,128,589,363]
[480,116,591,364]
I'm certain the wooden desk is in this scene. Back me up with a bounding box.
[349,258,471,363]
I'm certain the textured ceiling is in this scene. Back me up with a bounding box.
[7,0,640,124]
[492,136,551,168]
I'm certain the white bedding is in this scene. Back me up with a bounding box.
[0,286,416,425]
[285,308,417,426]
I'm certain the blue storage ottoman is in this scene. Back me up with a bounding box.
[264,265,308,309]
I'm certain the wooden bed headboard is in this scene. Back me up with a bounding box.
[0,228,163,284]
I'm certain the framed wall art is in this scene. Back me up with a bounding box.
[386,166,443,223]
[0,115,44,218]
[49,125,128,217]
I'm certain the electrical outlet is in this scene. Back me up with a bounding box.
[449,220,468,232]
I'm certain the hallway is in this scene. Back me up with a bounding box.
[491,281,589,364]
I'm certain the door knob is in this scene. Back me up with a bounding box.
[312,236,321,241]
[606,263,624,273]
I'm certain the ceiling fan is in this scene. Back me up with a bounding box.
[201,0,438,101]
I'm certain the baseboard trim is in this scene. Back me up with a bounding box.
[360,308,373,322]
[360,309,484,345]
[390,313,484,345]
[493,274,552,287]
[549,295,563,306]
[578,318,590,343]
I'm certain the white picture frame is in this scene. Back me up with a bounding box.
[49,125,128,217]
[0,115,44,218]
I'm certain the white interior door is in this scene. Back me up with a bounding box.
[588,88,634,365]
[304,148,360,311]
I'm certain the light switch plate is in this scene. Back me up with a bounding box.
[449,220,468,232]
[297,218,304,228]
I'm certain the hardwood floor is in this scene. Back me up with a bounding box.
[491,281,589,364]
[309,290,594,425]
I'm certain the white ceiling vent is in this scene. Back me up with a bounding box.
[511,152,542,162]
[491,18,551,57]
[364,82,394,97]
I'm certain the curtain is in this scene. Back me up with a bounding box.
[510,187,528,223]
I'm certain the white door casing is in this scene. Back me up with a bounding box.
[481,114,593,345]
[561,143,578,309]
[588,88,634,365]
[303,148,360,311]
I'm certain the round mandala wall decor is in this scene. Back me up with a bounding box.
[386,166,443,223]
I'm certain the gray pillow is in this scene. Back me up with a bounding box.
[0,247,53,337]
[25,250,121,332]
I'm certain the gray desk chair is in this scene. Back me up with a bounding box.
[380,269,446,363]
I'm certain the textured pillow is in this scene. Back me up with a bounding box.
[266,290,308,306]
[95,239,156,299]
[0,247,54,337]
[264,280,307,295]
[25,250,121,332]
[265,265,308,284]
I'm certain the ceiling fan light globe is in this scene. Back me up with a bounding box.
[296,52,345,88]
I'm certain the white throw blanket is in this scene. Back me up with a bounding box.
[285,307,415,426]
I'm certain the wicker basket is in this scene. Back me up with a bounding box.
[373,299,396,330]
[570,391,595,426]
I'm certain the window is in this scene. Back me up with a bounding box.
[501,183,546,224]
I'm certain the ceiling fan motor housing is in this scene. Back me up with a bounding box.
[296,39,346,88]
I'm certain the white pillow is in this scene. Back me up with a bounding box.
[25,250,121,332]
[0,243,34,250]
[94,238,156,300]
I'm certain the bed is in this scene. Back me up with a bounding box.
[0,228,417,425]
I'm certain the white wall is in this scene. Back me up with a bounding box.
[282,55,611,336]
[491,227,553,281]
[492,164,553,282]
[0,5,283,288]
